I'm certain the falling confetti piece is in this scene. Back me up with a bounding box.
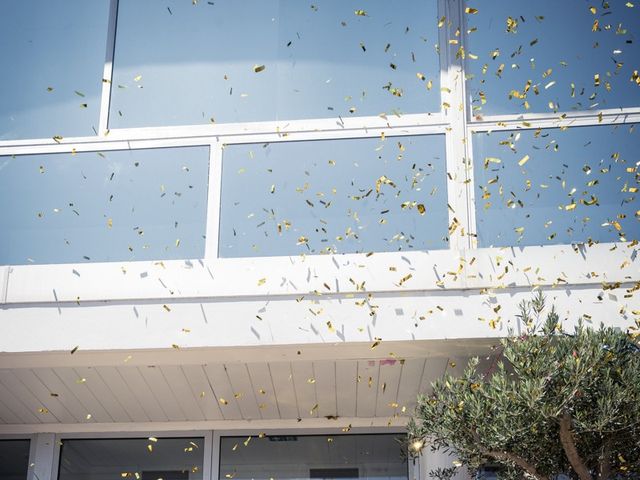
[253,65,266,73]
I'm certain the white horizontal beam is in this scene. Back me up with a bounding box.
[0,284,636,356]
[0,113,447,153]
[0,416,408,435]
[3,243,636,305]
[469,106,640,132]
[0,123,446,156]
[0,339,495,369]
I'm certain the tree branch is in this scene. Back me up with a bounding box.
[597,436,612,480]
[485,449,550,480]
[470,429,549,480]
[559,411,592,480]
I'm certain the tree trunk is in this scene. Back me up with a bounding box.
[559,411,592,480]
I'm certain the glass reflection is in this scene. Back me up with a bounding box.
[465,0,640,115]
[0,147,209,265]
[0,0,109,140]
[219,135,448,257]
[110,0,440,127]
[58,438,204,480]
[219,434,408,480]
[473,124,639,247]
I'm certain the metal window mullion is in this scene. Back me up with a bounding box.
[204,143,224,260]
[203,430,214,480]
[98,0,119,135]
[211,430,222,480]
[441,0,474,251]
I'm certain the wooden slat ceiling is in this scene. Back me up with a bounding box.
[0,357,466,425]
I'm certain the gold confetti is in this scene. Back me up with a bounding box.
[253,65,266,73]
[219,398,229,405]
[518,155,530,166]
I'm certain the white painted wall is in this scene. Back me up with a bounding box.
[0,242,637,355]
[420,447,472,480]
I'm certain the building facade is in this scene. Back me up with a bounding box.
[1,0,639,479]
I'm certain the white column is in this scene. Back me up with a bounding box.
[420,446,472,480]
[27,433,56,480]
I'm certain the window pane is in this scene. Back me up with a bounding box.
[465,0,640,115]
[219,135,448,257]
[0,0,109,140]
[110,0,440,128]
[220,434,407,480]
[0,440,30,480]
[0,146,209,265]
[58,438,204,480]
[473,124,640,247]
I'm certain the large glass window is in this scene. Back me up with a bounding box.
[473,124,640,247]
[219,135,448,257]
[219,434,408,480]
[0,439,30,480]
[0,0,110,140]
[57,437,204,480]
[109,0,440,128]
[465,0,640,115]
[1,0,638,264]
[0,146,209,265]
